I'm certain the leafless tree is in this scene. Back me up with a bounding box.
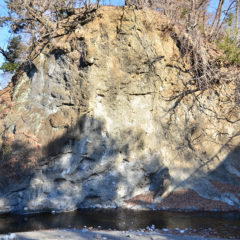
[210,0,225,36]
[1,0,99,42]
[236,0,240,43]
[0,0,100,63]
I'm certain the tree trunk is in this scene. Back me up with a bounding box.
[25,4,56,31]
[210,0,225,35]
[201,1,209,35]
[236,0,239,43]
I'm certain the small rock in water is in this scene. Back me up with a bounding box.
[96,234,102,239]
[151,224,155,230]
[162,228,169,232]
[180,230,185,234]
[51,210,56,214]
[24,207,28,211]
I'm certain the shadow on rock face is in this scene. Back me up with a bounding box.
[1,111,239,214]
[0,114,169,214]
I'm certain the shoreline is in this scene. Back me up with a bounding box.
[0,229,230,240]
[1,206,240,216]
[0,209,239,239]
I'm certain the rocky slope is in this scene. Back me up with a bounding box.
[0,6,239,214]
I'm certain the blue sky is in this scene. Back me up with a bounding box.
[0,0,232,88]
[0,0,11,88]
[0,0,10,68]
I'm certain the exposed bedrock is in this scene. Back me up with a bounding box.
[0,7,239,214]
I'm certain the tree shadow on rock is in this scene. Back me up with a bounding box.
[0,113,168,214]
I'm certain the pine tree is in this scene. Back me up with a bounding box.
[0,36,22,73]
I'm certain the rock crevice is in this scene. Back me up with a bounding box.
[0,7,239,214]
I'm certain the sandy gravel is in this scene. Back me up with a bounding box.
[0,229,229,240]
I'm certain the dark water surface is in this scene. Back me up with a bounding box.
[0,209,240,238]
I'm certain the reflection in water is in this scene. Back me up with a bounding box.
[0,209,240,238]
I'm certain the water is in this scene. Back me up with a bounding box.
[0,209,240,238]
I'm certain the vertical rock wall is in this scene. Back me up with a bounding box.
[0,7,239,214]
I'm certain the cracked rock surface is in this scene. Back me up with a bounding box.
[0,7,239,214]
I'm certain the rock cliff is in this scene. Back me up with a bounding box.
[0,7,239,214]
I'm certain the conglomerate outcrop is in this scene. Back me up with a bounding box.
[0,7,239,214]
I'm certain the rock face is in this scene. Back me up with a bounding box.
[0,7,239,214]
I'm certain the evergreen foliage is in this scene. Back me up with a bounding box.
[216,10,240,66]
[217,34,240,66]
[0,36,22,73]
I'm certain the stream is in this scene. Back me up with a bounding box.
[0,209,240,238]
